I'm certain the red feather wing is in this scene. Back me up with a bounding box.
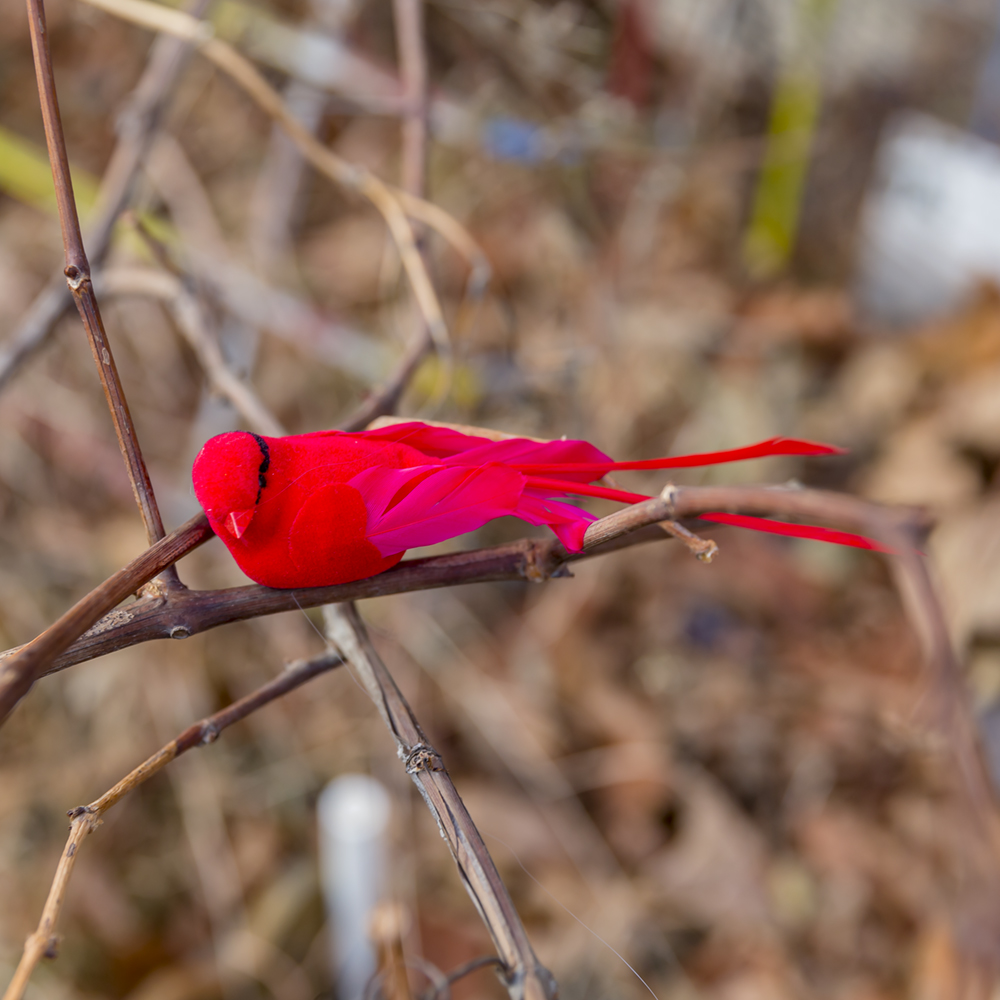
[362,421,612,482]
[350,463,526,556]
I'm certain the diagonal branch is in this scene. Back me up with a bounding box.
[0,513,212,726]
[78,0,484,359]
[25,0,170,548]
[1,649,342,1000]
[0,0,208,392]
[324,604,557,1000]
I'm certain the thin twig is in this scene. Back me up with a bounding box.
[394,0,428,208]
[25,0,170,549]
[432,956,504,1000]
[79,0,474,356]
[98,266,284,436]
[0,0,208,392]
[338,329,438,431]
[341,0,439,430]
[1,649,342,1000]
[0,513,212,726]
[324,604,558,1000]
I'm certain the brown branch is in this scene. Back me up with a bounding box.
[79,0,446,345]
[99,266,285,437]
[340,0,456,431]
[1,649,342,1000]
[0,484,916,685]
[338,329,438,431]
[25,0,167,549]
[0,513,212,726]
[77,0,490,359]
[0,0,208,393]
[394,0,428,207]
[0,8,205,388]
[337,0,437,430]
[4,480,991,840]
[324,605,557,1000]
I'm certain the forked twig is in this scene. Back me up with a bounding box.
[324,604,558,1000]
[25,0,168,549]
[0,513,212,725]
[1,649,342,1000]
[78,0,482,358]
[98,266,284,437]
[0,0,208,392]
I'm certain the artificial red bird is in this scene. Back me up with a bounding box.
[192,419,876,589]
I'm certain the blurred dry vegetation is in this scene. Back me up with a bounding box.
[3,0,1000,998]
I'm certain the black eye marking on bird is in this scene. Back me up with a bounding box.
[249,433,271,504]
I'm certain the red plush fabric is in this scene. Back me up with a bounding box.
[191,422,867,589]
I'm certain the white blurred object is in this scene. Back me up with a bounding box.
[857,112,1000,326]
[317,774,392,1000]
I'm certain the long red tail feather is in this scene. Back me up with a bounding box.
[700,512,892,552]
[514,436,843,474]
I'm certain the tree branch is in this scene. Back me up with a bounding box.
[0,0,208,392]
[0,513,212,726]
[0,485,923,710]
[1,649,342,1000]
[79,0,481,360]
[25,0,173,549]
[341,0,435,430]
[324,604,557,1000]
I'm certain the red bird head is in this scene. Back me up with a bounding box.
[192,431,269,541]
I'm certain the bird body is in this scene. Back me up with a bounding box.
[192,420,865,589]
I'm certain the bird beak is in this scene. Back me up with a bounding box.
[226,508,256,539]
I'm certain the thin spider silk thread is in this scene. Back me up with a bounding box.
[484,832,663,1000]
[292,597,662,999]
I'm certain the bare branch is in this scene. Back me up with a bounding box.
[394,0,428,208]
[0,484,919,694]
[0,0,209,391]
[78,0,483,359]
[98,266,284,437]
[24,0,178,549]
[0,513,212,726]
[324,604,557,1000]
[341,0,436,430]
[1,649,342,1000]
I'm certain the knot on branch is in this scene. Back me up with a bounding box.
[522,541,560,583]
[66,804,102,835]
[63,264,89,291]
[199,722,220,746]
[42,935,60,960]
[404,742,443,774]
[83,607,135,638]
[659,482,678,514]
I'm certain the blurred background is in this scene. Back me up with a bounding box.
[3,0,1000,997]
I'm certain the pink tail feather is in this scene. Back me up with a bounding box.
[525,476,652,505]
